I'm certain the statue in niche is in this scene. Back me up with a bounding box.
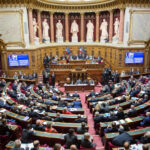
[42,18,50,42]
[86,20,94,42]
[56,20,63,42]
[113,18,120,42]
[33,18,38,38]
[71,20,79,42]
[100,19,108,42]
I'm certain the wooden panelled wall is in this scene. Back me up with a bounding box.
[1,45,147,76]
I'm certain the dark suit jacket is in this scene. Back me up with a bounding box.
[64,133,78,149]
[81,138,94,148]
[32,124,45,131]
[21,129,34,143]
[112,132,133,146]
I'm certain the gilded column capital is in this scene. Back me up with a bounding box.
[37,9,42,13]
[109,9,114,13]
[96,12,100,16]
[80,12,85,15]
[65,12,69,15]
[120,8,125,11]
[28,8,33,11]
[49,11,54,15]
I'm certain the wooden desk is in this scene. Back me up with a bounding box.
[64,84,95,92]
[50,63,104,82]
[0,77,36,84]
[120,72,150,80]
[69,60,86,65]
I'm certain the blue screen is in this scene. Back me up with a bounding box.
[125,52,144,64]
[8,54,29,67]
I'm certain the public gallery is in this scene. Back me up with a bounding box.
[0,0,150,150]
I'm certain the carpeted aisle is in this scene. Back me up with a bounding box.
[59,85,104,150]
[79,91,104,150]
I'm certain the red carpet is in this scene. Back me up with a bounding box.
[59,85,104,150]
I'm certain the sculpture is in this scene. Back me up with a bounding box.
[71,20,79,42]
[100,19,108,42]
[113,18,120,42]
[56,20,63,42]
[86,20,94,42]
[42,19,50,43]
[33,18,38,38]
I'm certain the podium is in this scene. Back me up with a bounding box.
[70,69,87,84]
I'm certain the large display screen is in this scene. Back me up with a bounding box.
[125,52,144,64]
[8,54,29,67]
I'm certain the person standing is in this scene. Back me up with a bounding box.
[51,72,55,87]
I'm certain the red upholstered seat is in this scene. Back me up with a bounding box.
[0,134,9,149]
[108,141,118,150]
[80,146,96,150]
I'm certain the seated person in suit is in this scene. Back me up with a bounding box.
[13,72,18,79]
[64,128,79,149]
[72,91,79,97]
[32,119,45,131]
[83,79,88,84]
[58,99,67,107]
[53,143,63,150]
[11,139,24,150]
[74,114,87,123]
[88,90,95,97]
[45,122,58,133]
[76,122,88,134]
[0,119,11,135]
[53,112,64,122]
[21,124,34,143]
[93,112,106,128]
[140,112,150,126]
[31,140,40,150]
[62,107,72,115]
[126,105,137,117]
[81,132,96,148]
[1,72,7,78]
[140,131,150,144]
[104,122,118,133]
[52,93,60,101]
[73,99,82,108]
[42,112,52,121]
[89,79,95,85]
[76,78,82,85]
[117,107,125,120]
[112,127,133,146]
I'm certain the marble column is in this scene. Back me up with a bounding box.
[119,8,125,43]
[37,10,42,43]
[96,12,100,42]
[65,13,69,42]
[109,10,113,42]
[50,12,54,43]
[28,8,34,45]
[80,12,84,42]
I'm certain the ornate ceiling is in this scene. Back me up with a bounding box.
[37,0,116,6]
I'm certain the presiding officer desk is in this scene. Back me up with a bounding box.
[50,60,104,82]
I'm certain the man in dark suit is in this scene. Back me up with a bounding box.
[126,105,137,117]
[76,122,88,134]
[88,90,95,97]
[74,114,87,123]
[51,72,55,87]
[32,72,37,79]
[21,124,34,143]
[11,139,24,150]
[64,128,79,149]
[93,112,106,128]
[140,112,150,126]
[81,132,95,148]
[53,112,63,122]
[112,128,133,146]
[72,91,79,97]
[32,119,45,131]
